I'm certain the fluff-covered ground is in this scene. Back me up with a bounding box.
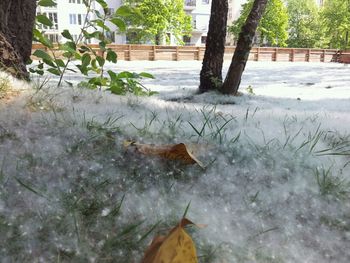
[0,61,350,262]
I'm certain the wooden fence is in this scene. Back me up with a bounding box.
[32,44,350,63]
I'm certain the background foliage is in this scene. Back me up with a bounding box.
[123,0,192,45]
[231,0,350,49]
[286,0,325,48]
[229,0,288,47]
[321,0,350,49]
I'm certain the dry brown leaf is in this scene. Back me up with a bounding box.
[141,218,199,263]
[124,141,205,168]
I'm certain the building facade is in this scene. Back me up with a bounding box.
[36,0,124,44]
[37,0,323,46]
[37,0,217,46]
[183,0,211,46]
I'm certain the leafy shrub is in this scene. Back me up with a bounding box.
[31,0,156,96]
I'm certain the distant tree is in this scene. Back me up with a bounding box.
[286,0,324,48]
[221,0,268,95]
[229,0,288,47]
[0,0,37,79]
[321,0,350,49]
[199,0,228,93]
[123,0,192,45]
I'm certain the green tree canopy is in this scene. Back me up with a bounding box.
[286,0,324,48]
[321,0,350,49]
[123,0,192,45]
[229,0,288,47]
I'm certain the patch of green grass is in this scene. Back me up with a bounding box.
[314,166,350,200]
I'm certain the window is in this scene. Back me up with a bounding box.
[48,12,58,30]
[201,36,207,44]
[105,32,115,43]
[126,31,138,44]
[202,0,209,4]
[183,36,191,45]
[39,12,58,30]
[69,0,83,4]
[46,34,59,43]
[69,14,77,24]
[78,14,82,25]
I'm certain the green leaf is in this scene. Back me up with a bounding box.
[62,52,73,58]
[61,29,74,41]
[74,52,82,60]
[81,53,91,68]
[39,36,53,48]
[36,14,53,27]
[96,56,105,67]
[88,76,108,86]
[108,84,126,95]
[106,50,117,63]
[118,71,135,78]
[99,41,107,51]
[60,41,77,54]
[33,29,53,48]
[33,49,53,61]
[139,72,154,79]
[29,68,44,76]
[38,0,57,7]
[76,65,88,75]
[47,68,61,76]
[107,70,118,82]
[96,20,111,31]
[95,0,108,9]
[91,59,97,69]
[54,59,65,68]
[94,10,104,19]
[116,6,134,17]
[79,45,90,53]
[43,58,57,68]
[110,18,126,32]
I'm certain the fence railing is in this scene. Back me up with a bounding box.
[31,44,350,63]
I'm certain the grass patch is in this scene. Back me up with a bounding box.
[1,86,350,262]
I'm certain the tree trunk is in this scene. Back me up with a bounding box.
[199,0,228,93]
[220,0,268,95]
[0,0,37,79]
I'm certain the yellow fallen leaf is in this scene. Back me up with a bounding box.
[124,141,205,168]
[141,218,198,263]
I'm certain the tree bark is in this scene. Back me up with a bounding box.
[220,0,268,95]
[0,33,29,79]
[0,0,37,79]
[199,0,228,93]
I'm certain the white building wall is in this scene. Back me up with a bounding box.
[58,1,87,41]
[184,0,211,46]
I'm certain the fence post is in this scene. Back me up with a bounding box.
[256,47,260,61]
[274,47,278,62]
[176,46,179,61]
[127,44,132,61]
[290,48,295,62]
[152,45,156,61]
[306,49,311,62]
[321,49,326,62]
[197,47,201,60]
